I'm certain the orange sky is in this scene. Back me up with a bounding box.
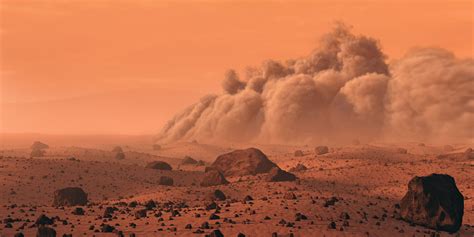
[0,0,472,135]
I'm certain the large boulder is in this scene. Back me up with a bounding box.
[31,148,46,158]
[211,148,278,176]
[266,167,297,182]
[294,150,304,157]
[31,141,49,150]
[400,174,464,233]
[152,144,161,151]
[181,156,198,165]
[145,161,172,170]
[315,146,329,155]
[52,187,88,206]
[112,146,123,153]
[464,148,473,159]
[201,170,229,187]
[159,176,174,186]
[115,152,125,160]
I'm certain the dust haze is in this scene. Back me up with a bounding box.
[155,24,473,145]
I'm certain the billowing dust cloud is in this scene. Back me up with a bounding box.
[155,24,473,145]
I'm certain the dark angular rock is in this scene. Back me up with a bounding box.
[181,156,198,165]
[210,189,226,201]
[209,229,224,237]
[284,192,297,200]
[72,207,85,215]
[35,215,53,225]
[243,195,253,202]
[101,224,115,232]
[144,200,156,210]
[53,187,88,206]
[145,161,172,170]
[159,176,174,186]
[103,206,117,218]
[36,226,56,237]
[400,173,464,233]
[135,209,147,219]
[209,213,220,220]
[328,221,336,229]
[266,167,296,182]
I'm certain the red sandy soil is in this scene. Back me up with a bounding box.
[0,139,472,236]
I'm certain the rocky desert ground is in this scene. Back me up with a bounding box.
[0,135,472,237]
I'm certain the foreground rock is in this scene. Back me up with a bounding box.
[266,167,297,182]
[145,161,172,170]
[53,187,88,206]
[400,173,464,233]
[211,148,278,176]
[201,170,229,187]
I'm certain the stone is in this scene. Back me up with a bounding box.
[266,167,296,182]
[36,226,56,237]
[52,187,88,206]
[210,189,226,201]
[115,152,125,160]
[35,215,53,225]
[209,229,224,237]
[211,148,278,176]
[145,161,172,170]
[400,173,464,233]
[315,146,329,155]
[72,207,85,215]
[31,141,49,150]
[200,170,229,187]
[112,146,123,153]
[289,164,307,172]
[294,150,304,157]
[159,176,174,186]
[181,156,198,165]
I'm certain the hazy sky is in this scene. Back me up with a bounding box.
[1,0,472,134]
